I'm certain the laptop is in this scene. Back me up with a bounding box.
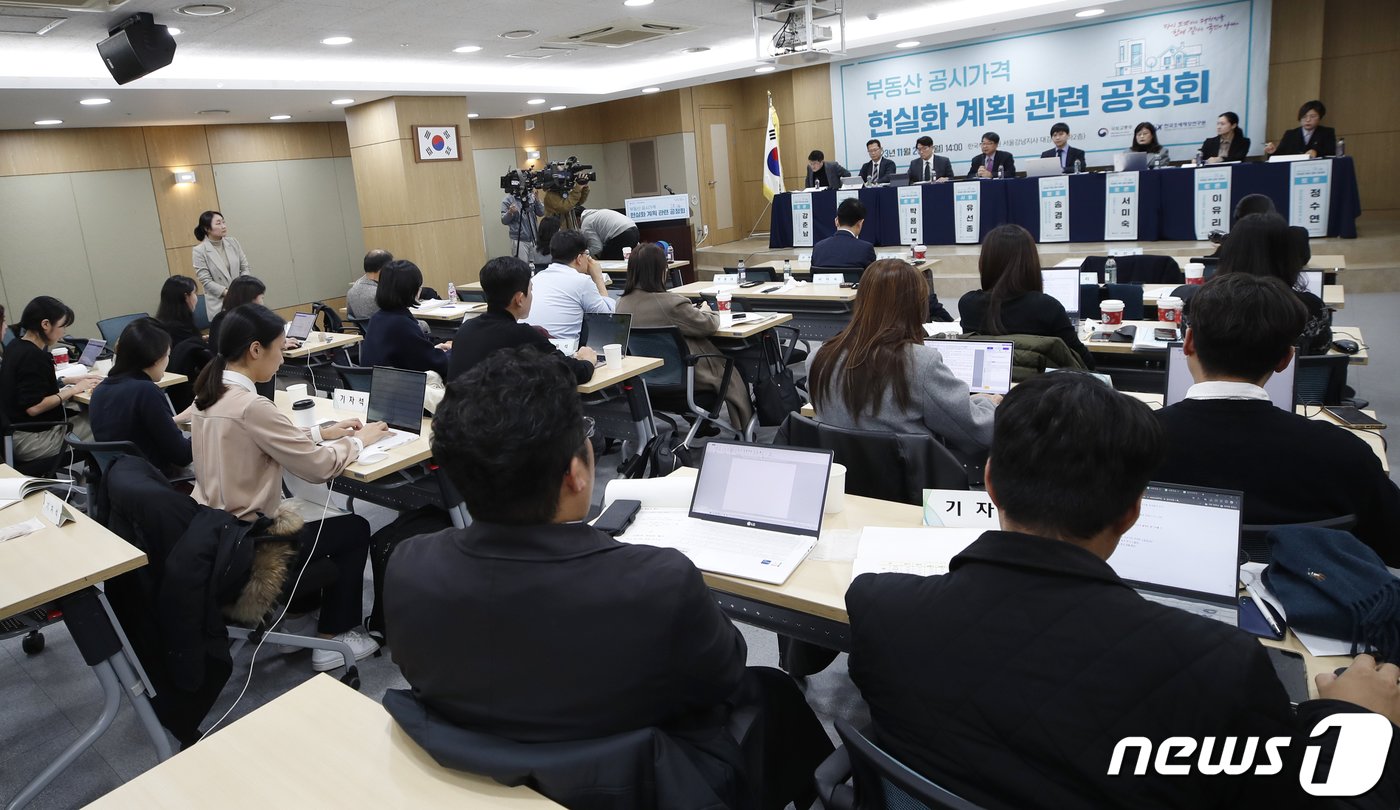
[616,441,833,584]
[1041,267,1082,329]
[1297,270,1324,295]
[887,175,911,187]
[840,176,863,189]
[924,339,1015,395]
[286,311,316,341]
[75,338,106,367]
[362,366,428,452]
[1107,482,1244,626]
[1113,151,1150,172]
[582,312,632,366]
[1164,342,1296,410]
[1021,156,1063,178]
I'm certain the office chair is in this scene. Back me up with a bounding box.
[627,325,757,443]
[1239,514,1356,565]
[775,413,967,505]
[1,409,72,478]
[332,362,373,392]
[1294,354,1350,406]
[277,358,343,397]
[727,266,776,283]
[192,296,211,332]
[310,301,348,334]
[1080,284,1145,321]
[816,719,987,810]
[1078,255,1183,285]
[96,312,150,343]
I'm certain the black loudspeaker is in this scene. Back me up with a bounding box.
[96,13,176,85]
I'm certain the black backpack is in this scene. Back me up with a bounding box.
[365,505,454,643]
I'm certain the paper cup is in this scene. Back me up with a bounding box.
[93,358,114,377]
[603,343,624,370]
[912,244,927,259]
[291,398,318,428]
[825,463,847,514]
[1100,300,1125,326]
[621,246,632,260]
[1158,296,1183,323]
[716,291,733,327]
[286,383,309,399]
[50,347,69,365]
[1184,264,1205,285]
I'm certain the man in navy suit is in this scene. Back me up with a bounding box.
[907,136,953,183]
[805,149,850,189]
[968,131,1016,179]
[1040,122,1086,173]
[811,198,877,270]
[858,139,897,185]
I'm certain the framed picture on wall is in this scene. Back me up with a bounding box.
[413,125,461,162]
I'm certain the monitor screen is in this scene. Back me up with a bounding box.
[690,441,831,535]
[1041,268,1081,320]
[583,312,632,355]
[925,339,1015,395]
[1297,270,1324,295]
[77,339,106,367]
[367,367,427,433]
[1108,483,1243,601]
[287,311,316,341]
[1164,343,1295,410]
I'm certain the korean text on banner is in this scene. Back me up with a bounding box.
[1290,160,1332,237]
[763,98,784,201]
[1038,175,1070,243]
[897,186,924,245]
[1194,166,1232,240]
[1105,172,1139,240]
[790,192,814,247]
[954,182,981,244]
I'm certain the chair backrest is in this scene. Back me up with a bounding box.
[1240,514,1356,564]
[1102,283,1145,320]
[310,301,343,334]
[459,289,486,303]
[97,312,149,343]
[1294,354,1349,406]
[775,413,968,504]
[733,267,775,283]
[1079,255,1184,285]
[192,295,210,331]
[277,359,343,397]
[626,326,688,391]
[332,363,374,392]
[835,719,986,810]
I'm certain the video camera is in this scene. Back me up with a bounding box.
[499,166,540,202]
[536,156,597,195]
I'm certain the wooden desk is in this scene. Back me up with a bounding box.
[676,281,850,340]
[272,391,432,484]
[69,371,188,407]
[283,331,362,359]
[713,312,793,339]
[460,261,688,293]
[1087,320,1368,365]
[671,280,857,304]
[576,356,663,395]
[1138,284,1345,310]
[1309,254,1345,272]
[88,675,562,809]
[411,301,487,322]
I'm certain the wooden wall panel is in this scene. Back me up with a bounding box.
[345,98,401,148]
[1271,0,1325,64]
[1322,0,1398,58]
[513,115,548,159]
[402,147,480,222]
[143,126,211,167]
[790,66,833,123]
[361,217,486,290]
[150,165,220,250]
[1266,61,1322,141]
[469,118,517,149]
[792,119,836,165]
[166,246,196,286]
[348,140,412,229]
[329,123,351,157]
[207,123,335,163]
[543,106,604,146]
[1335,131,1400,212]
[0,128,149,177]
[1320,50,1400,135]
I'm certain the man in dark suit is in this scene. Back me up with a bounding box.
[906,135,953,183]
[858,138,897,185]
[1039,122,1086,173]
[385,348,832,808]
[847,370,1400,809]
[804,149,850,189]
[1265,99,1337,158]
[810,197,877,269]
[967,130,1016,178]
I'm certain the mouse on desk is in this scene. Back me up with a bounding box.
[1332,338,1360,355]
[357,450,389,465]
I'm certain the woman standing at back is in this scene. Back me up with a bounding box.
[192,210,251,319]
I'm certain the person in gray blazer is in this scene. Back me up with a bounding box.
[191,210,251,318]
[907,136,954,183]
[805,150,851,189]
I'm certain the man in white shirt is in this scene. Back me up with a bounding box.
[522,229,616,342]
[578,208,641,260]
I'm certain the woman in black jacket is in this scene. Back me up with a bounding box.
[89,317,193,472]
[155,275,204,346]
[1200,111,1250,163]
[359,260,452,375]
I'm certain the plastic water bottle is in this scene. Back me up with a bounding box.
[1073,159,1082,174]
[1336,137,1346,158]
[1105,257,1118,285]
[666,243,675,263]
[997,164,1005,179]
[447,282,458,303]
[1195,150,1204,167]
[737,259,747,285]
[783,259,793,283]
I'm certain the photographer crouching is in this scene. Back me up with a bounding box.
[579,208,641,260]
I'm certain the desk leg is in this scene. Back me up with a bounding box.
[622,379,659,478]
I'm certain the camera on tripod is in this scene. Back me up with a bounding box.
[538,156,597,195]
[499,166,540,202]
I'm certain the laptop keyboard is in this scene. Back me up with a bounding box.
[1139,591,1238,626]
[623,509,808,558]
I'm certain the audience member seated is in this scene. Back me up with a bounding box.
[810,259,998,457]
[810,197,877,270]
[346,249,393,319]
[533,214,561,271]
[191,304,388,669]
[959,223,1095,369]
[154,275,205,346]
[385,348,832,808]
[848,371,1400,808]
[522,229,616,342]
[617,243,754,428]
[0,296,98,461]
[1218,213,1331,354]
[1265,99,1337,158]
[1155,273,1399,564]
[360,259,452,375]
[1202,194,1310,266]
[447,256,595,384]
[88,317,192,472]
[206,274,267,351]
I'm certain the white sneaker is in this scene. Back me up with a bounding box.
[272,613,318,654]
[311,629,379,672]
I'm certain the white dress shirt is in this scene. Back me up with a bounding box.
[522,262,617,342]
[1184,380,1271,401]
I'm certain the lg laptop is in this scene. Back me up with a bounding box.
[1164,342,1297,410]
[617,441,833,585]
[1113,151,1150,172]
[1021,157,1063,178]
[1040,267,1082,329]
[583,312,632,365]
[924,339,1015,395]
[1107,482,1244,626]
[362,366,428,452]
[286,311,316,341]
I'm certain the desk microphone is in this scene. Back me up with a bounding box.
[663,184,674,194]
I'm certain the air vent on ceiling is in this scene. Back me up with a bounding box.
[0,0,124,10]
[506,45,576,59]
[0,12,64,33]
[553,19,696,48]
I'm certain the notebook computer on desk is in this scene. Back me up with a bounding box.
[1164,342,1297,409]
[1041,267,1082,330]
[1021,157,1063,178]
[616,441,833,585]
[362,366,428,452]
[1107,482,1244,626]
[1113,151,1150,172]
[75,338,106,368]
[582,312,632,366]
[923,339,1015,395]
[286,311,316,341]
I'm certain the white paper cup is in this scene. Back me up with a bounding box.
[1185,264,1205,285]
[1100,300,1125,325]
[286,383,309,399]
[1158,295,1183,323]
[291,399,318,428]
[621,246,633,260]
[603,343,624,370]
[716,291,733,327]
[50,347,69,365]
[825,462,847,514]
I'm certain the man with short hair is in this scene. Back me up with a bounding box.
[501,187,545,263]
[578,208,641,260]
[347,249,393,319]
[1155,273,1400,564]
[1040,122,1087,173]
[522,229,616,342]
[848,371,1400,808]
[447,256,596,384]
[968,131,1016,178]
[907,136,953,184]
[810,197,877,270]
[805,149,850,189]
[858,138,897,185]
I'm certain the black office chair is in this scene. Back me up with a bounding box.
[775,413,968,505]
[96,312,149,343]
[310,301,348,334]
[192,296,211,332]
[333,363,374,392]
[816,719,987,810]
[1239,514,1357,565]
[458,289,486,303]
[727,266,776,283]
[1294,354,1350,406]
[628,326,756,443]
[1080,284,1145,321]
[0,409,71,478]
[1079,255,1183,285]
[277,359,343,397]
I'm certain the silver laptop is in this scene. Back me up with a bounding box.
[286,311,316,341]
[361,366,427,452]
[1022,156,1063,178]
[1164,342,1296,410]
[840,176,863,189]
[1113,151,1150,172]
[924,339,1015,395]
[617,441,833,584]
[1108,482,1243,626]
[1297,270,1324,295]
[1041,267,1082,329]
[76,338,106,367]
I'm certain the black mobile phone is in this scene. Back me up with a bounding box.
[739,280,765,288]
[1266,647,1309,705]
[1239,595,1284,640]
[593,499,641,537]
[1322,405,1386,430]
[1154,327,1179,341]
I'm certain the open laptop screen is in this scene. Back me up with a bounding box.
[689,441,831,536]
[1297,270,1324,295]
[925,339,1015,395]
[77,339,106,367]
[1164,342,1296,410]
[367,367,427,433]
[1109,483,1243,602]
[287,311,316,341]
[583,312,632,356]
[1041,268,1081,322]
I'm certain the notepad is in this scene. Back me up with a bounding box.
[0,476,67,511]
[850,527,982,583]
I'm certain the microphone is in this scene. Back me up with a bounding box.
[663,184,674,194]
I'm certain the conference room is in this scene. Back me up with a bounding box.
[2,0,1399,806]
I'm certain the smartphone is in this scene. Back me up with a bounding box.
[593,499,641,537]
[1265,647,1309,705]
[1154,327,1179,341]
[1239,595,1284,640]
[739,280,765,288]
[1322,405,1386,430]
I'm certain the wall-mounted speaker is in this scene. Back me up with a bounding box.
[97,12,176,85]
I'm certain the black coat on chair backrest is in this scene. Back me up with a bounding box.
[167,336,213,412]
[775,413,968,505]
[1079,255,1185,285]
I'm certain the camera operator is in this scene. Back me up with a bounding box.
[579,208,641,260]
[501,186,545,263]
[542,163,593,230]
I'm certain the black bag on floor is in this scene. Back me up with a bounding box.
[366,505,453,643]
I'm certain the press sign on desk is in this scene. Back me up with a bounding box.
[333,389,369,415]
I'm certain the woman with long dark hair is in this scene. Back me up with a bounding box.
[0,296,98,461]
[206,274,267,350]
[359,260,452,374]
[810,259,997,454]
[191,304,389,669]
[89,317,192,471]
[155,275,203,346]
[1218,213,1332,354]
[1129,121,1171,168]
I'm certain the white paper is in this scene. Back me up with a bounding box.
[0,517,45,543]
[1194,166,1233,240]
[896,185,923,246]
[603,476,697,509]
[1289,160,1332,237]
[791,191,814,247]
[1038,175,1070,243]
[953,182,980,244]
[808,528,863,562]
[1104,172,1139,241]
[851,527,982,582]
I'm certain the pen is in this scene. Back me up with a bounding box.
[1244,581,1282,636]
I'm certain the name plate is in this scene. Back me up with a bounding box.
[42,491,75,527]
[923,489,999,528]
[333,388,369,415]
[813,273,846,285]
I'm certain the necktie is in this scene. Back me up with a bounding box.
[1057,148,1064,168]
[923,161,930,182]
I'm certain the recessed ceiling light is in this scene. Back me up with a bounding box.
[175,3,232,16]
[34,119,62,126]
[526,98,546,105]
[754,65,776,73]
[331,98,355,106]
[623,0,654,5]
[453,45,482,53]
[550,105,567,111]
[79,97,110,106]
[499,29,536,39]
[1075,8,1106,17]
[681,46,710,54]
[167,27,182,35]
[467,113,480,118]
[320,36,353,46]
[197,109,229,115]
[641,86,661,93]
[896,40,920,49]
[269,114,292,120]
